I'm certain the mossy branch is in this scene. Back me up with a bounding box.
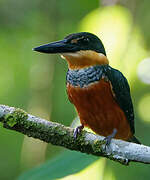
[0,105,150,165]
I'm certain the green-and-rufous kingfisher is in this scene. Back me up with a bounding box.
[33,32,140,145]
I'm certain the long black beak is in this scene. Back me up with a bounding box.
[33,39,78,54]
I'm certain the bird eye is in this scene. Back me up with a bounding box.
[82,37,89,43]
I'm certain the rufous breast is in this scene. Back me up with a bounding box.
[67,79,132,140]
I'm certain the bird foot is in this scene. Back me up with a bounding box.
[104,128,117,149]
[73,125,84,139]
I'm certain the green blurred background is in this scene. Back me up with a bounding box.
[0,0,150,179]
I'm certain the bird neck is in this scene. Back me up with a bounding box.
[61,50,109,70]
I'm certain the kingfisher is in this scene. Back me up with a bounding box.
[33,32,140,145]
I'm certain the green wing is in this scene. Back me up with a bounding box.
[104,65,135,134]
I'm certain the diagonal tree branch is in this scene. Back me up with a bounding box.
[0,104,149,165]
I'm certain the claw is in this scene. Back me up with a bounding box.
[104,128,117,149]
[73,125,84,139]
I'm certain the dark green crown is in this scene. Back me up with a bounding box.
[64,32,106,55]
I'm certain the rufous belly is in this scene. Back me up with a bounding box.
[67,79,132,140]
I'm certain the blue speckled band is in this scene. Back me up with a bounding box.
[66,65,108,87]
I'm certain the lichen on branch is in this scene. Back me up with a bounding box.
[0,104,150,165]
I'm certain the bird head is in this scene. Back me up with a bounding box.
[33,32,109,69]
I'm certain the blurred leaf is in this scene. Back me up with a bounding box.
[60,158,106,180]
[138,93,150,123]
[18,150,98,180]
[137,58,150,84]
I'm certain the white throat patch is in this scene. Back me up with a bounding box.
[61,52,82,59]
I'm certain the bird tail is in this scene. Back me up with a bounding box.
[129,136,141,144]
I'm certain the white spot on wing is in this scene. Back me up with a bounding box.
[109,81,116,98]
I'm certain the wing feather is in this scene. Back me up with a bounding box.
[104,66,135,134]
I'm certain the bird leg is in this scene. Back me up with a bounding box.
[73,125,84,139]
[104,128,117,147]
